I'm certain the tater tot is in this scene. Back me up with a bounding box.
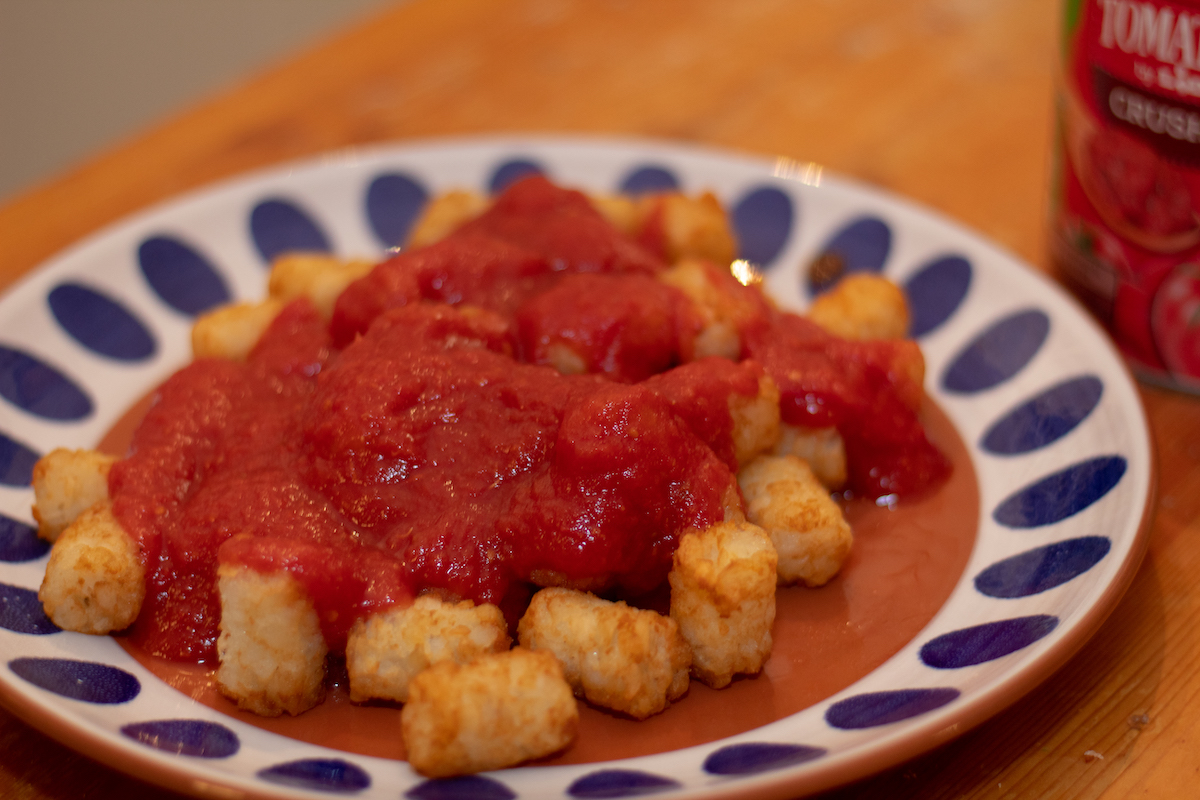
[215,564,327,717]
[407,190,490,248]
[659,259,740,360]
[807,273,910,341]
[721,482,748,523]
[729,373,781,468]
[773,424,847,490]
[658,258,770,360]
[38,501,144,634]
[268,253,375,319]
[645,192,738,265]
[518,587,691,719]
[191,299,284,361]
[31,448,116,542]
[347,595,510,704]
[401,647,578,777]
[589,194,640,235]
[668,520,777,689]
[738,455,853,587]
[545,342,588,376]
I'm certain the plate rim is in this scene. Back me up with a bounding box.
[0,133,1157,800]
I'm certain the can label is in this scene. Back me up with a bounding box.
[1053,0,1200,387]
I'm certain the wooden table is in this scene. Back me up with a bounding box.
[0,1,1195,797]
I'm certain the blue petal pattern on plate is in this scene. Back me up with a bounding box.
[975,537,1112,598]
[807,216,890,295]
[0,516,48,562]
[0,583,59,635]
[489,159,544,194]
[618,166,680,195]
[9,658,139,703]
[366,173,430,248]
[732,186,793,267]
[0,346,92,421]
[993,456,1127,528]
[982,376,1104,455]
[250,198,332,263]
[138,235,232,315]
[919,616,1059,669]
[825,688,960,729]
[120,719,240,758]
[942,309,1050,393]
[567,770,680,798]
[407,775,516,800]
[258,758,371,793]
[0,433,40,487]
[904,255,972,338]
[702,743,826,775]
[47,283,156,362]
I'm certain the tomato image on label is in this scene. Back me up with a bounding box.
[1082,128,1198,249]
[1152,261,1200,379]
[1112,279,1162,368]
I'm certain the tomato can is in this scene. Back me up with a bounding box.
[1052,0,1200,390]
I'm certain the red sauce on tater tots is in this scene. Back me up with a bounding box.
[743,314,949,498]
[108,175,948,662]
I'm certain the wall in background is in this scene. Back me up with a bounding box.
[0,0,394,202]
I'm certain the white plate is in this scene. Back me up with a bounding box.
[0,136,1153,799]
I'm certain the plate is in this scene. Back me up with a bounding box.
[0,136,1153,799]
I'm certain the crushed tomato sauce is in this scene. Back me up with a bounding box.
[107,175,949,662]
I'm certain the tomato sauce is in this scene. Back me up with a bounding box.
[116,399,977,764]
[107,175,949,663]
[743,313,948,498]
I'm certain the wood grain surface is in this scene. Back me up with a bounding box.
[0,1,1193,798]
